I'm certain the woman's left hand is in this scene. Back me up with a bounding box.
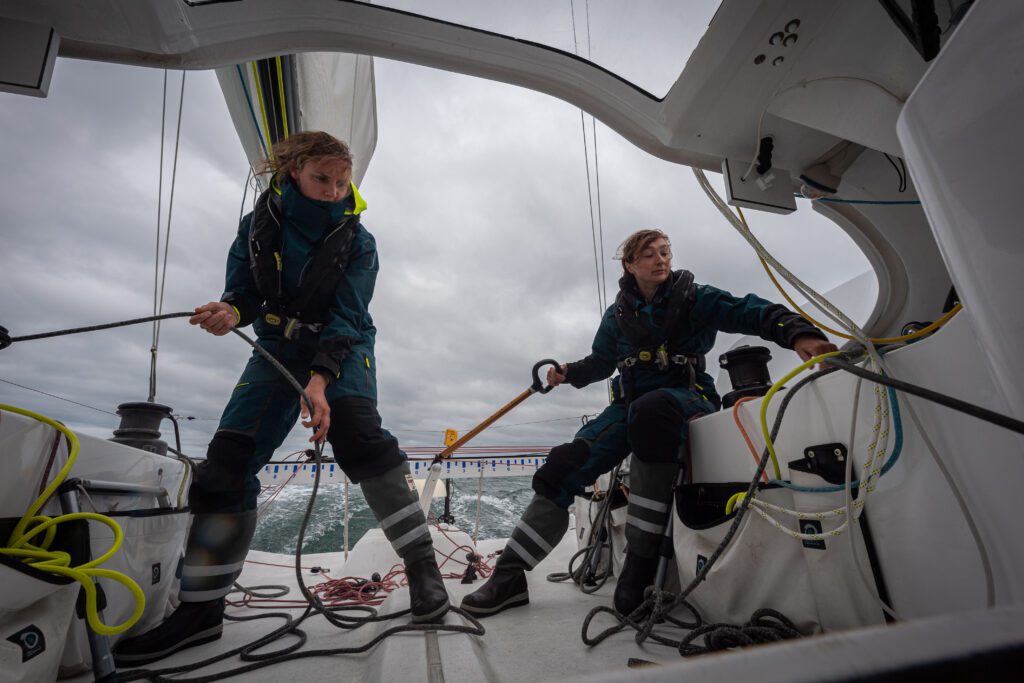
[793,334,839,368]
[301,374,331,443]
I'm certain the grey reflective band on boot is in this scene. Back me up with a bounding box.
[498,495,569,570]
[624,462,678,558]
[361,463,433,563]
[179,511,257,602]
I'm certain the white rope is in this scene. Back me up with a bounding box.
[847,378,901,620]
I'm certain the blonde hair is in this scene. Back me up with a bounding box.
[257,131,353,180]
[614,229,671,274]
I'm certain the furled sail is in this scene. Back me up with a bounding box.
[215,53,377,185]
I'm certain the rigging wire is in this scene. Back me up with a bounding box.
[584,0,608,310]
[151,70,167,398]
[149,70,187,402]
[0,377,118,416]
[238,167,254,225]
[570,0,607,316]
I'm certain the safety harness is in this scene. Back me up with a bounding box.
[247,186,359,339]
[614,269,704,402]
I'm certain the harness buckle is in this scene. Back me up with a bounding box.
[264,312,282,326]
[282,317,323,340]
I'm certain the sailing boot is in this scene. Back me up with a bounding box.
[113,510,256,666]
[361,463,450,622]
[616,460,678,616]
[613,551,660,617]
[461,494,568,617]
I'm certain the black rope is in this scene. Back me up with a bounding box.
[825,357,1024,436]
[678,609,801,656]
[882,152,907,193]
[581,367,839,651]
[6,312,193,343]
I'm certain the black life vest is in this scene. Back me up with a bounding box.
[248,187,359,326]
[613,269,704,394]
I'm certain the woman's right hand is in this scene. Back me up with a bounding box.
[301,374,331,444]
[189,301,239,336]
[546,363,568,387]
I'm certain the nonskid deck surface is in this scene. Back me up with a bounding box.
[99,525,686,682]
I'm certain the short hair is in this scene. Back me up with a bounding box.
[614,229,671,273]
[257,131,353,180]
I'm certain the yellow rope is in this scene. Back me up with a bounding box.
[1,404,146,636]
[735,206,963,343]
[251,61,274,160]
[760,352,843,480]
[275,56,290,139]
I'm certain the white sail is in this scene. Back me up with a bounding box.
[215,53,377,185]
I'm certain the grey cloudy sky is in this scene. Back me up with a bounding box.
[0,3,873,459]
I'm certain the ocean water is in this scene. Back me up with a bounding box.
[251,476,536,555]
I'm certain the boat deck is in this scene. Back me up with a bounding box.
[104,525,684,682]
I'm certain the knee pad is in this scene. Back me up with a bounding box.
[627,392,685,463]
[532,440,591,500]
[189,431,256,512]
[326,397,404,482]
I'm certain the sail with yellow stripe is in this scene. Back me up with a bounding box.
[215,53,377,185]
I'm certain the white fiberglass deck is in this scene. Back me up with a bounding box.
[102,524,687,682]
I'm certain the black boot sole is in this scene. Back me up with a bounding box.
[460,591,529,618]
[411,600,451,624]
[113,625,223,666]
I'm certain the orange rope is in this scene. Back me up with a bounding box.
[732,396,769,482]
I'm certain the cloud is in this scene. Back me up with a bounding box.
[0,42,872,462]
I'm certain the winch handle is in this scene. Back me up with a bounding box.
[531,359,561,394]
